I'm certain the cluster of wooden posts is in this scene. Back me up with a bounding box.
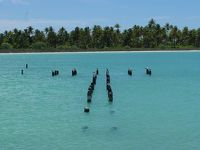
[21,64,28,75]
[21,64,152,114]
[145,68,152,75]
[106,69,113,102]
[52,70,59,76]
[21,65,151,77]
[128,68,152,76]
[52,68,78,77]
[84,69,99,113]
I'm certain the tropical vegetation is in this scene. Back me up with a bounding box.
[0,19,200,51]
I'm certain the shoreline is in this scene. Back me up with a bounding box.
[0,49,200,55]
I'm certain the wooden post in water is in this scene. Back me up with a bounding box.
[84,107,90,113]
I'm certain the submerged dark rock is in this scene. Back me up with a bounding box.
[111,126,118,131]
[82,126,89,130]
[110,110,115,114]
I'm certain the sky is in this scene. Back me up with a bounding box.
[0,0,200,31]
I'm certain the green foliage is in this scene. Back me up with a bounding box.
[0,20,200,51]
[56,45,66,50]
[70,45,79,50]
[0,42,13,49]
[124,45,131,49]
[56,44,79,50]
[31,42,47,50]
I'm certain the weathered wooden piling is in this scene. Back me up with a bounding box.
[84,107,90,113]
[106,69,113,102]
[146,68,152,76]
[52,70,59,77]
[128,69,132,76]
[72,69,77,76]
[86,71,98,103]
[96,68,99,75]
[26,64,28,69]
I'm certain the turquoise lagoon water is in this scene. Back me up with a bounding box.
[0,51,200,150]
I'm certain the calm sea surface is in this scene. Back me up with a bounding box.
[0,51,200,150]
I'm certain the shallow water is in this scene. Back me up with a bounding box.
[0,51,200,150]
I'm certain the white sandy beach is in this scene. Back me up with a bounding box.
[0,50,200,55]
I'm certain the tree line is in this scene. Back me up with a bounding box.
[0,19,200,50]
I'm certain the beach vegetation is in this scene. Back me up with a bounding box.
[31,42,47,50]
[0,42,13,49]
[0,19,200,52]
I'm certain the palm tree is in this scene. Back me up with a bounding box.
[182,27,189,46]
[196,28,200,47]
[44,27,49,37]
[27,26,33,35]
[57,27,67,46]
[92,25,103,48]
[148,18,156,28]
[33,29,45,43]
[46,26,57,48]
[170,26,179,48]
